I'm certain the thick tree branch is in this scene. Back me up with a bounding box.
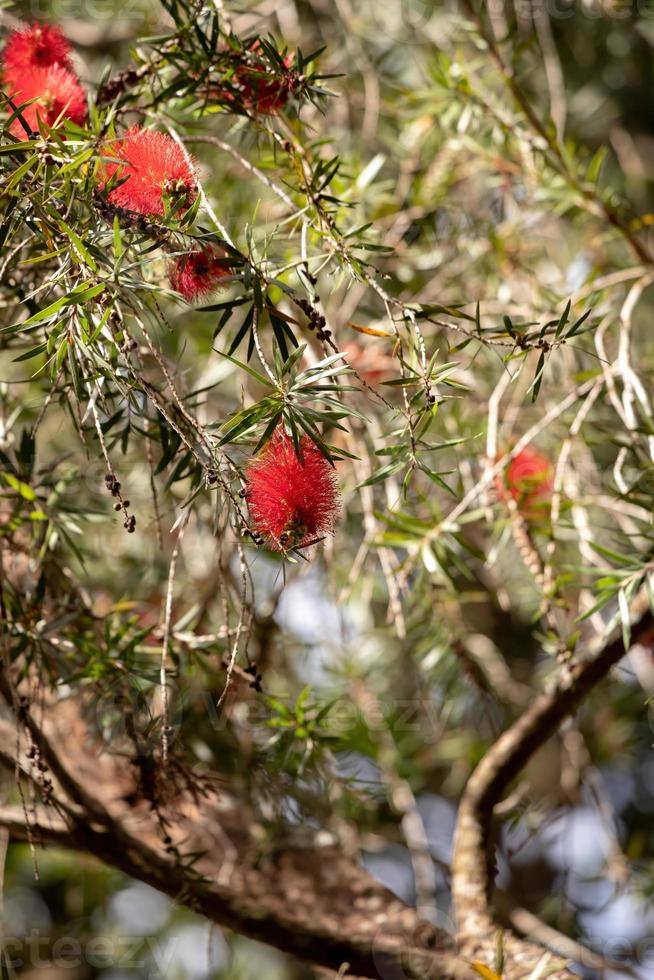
[0,665,113,825]
[451,599,654,951]
[497,894,639,977]
[0,679,580,979]
[1,797,468,978]
[0,690,469,980]
[0,805,71,846]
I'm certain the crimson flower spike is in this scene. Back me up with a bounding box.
[2,22,73,85]
[102,127,198,218]
[169,246,233,303]
[235,52,296,114]
[244,430,340,552]
[6,64,87,136]
[497,446,554,520]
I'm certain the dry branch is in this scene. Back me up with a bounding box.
[451,596,654,968]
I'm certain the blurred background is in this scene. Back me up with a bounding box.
[4,0,654,977]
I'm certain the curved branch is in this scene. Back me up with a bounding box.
[2,800,468,979]
[0,671,112,825]
[0,805,71,846]
[0,694,468,979]
[451,600,654,944]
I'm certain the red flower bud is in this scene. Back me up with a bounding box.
[212,43,296,115]
[498,447,553,518]
[341,341,396,385]
[245,430,340,551]
[169,246,233,302]
[102,126,198,218]
[235,53,295,114]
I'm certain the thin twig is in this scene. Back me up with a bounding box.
[160,509,190,764]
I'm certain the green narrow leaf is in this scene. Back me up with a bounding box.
[216,349,274,388]
[227,307,255,356]
[3,472,36,500]
[113,215,123,261]
[5,152,39,190]
[529,351,546,402]
[555,299,571,339]
[618,588,631,649]
[12,343,47,363]
[587,146,608,183]
[356,460,405,488]
[566,308,592,338]
[253,411,284,453]
[3,282,105,335]
[57,219,97,271]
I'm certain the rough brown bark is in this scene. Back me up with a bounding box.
[0,692,467,979]
[1,592,647,978]
[451,597,654,973]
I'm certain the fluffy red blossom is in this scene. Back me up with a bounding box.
[236,61,294,114]
[102,127,198,217]
[169,246,233,302]
[342,341,396,386]
[229,45,296,114]
[2,22,73,87]
[6,64,87,136]
[245,430,340,551]
[498,446,553,518]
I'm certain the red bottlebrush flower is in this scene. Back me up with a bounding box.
[498,446,553,518]
[245,430,340,551]
[2,22,73,86]
[236,61,294,114]
[342,341,396,386]
[102,127,198,218]
[229,45,296,115]
[6,65,87,136]
[169,246,233,302]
